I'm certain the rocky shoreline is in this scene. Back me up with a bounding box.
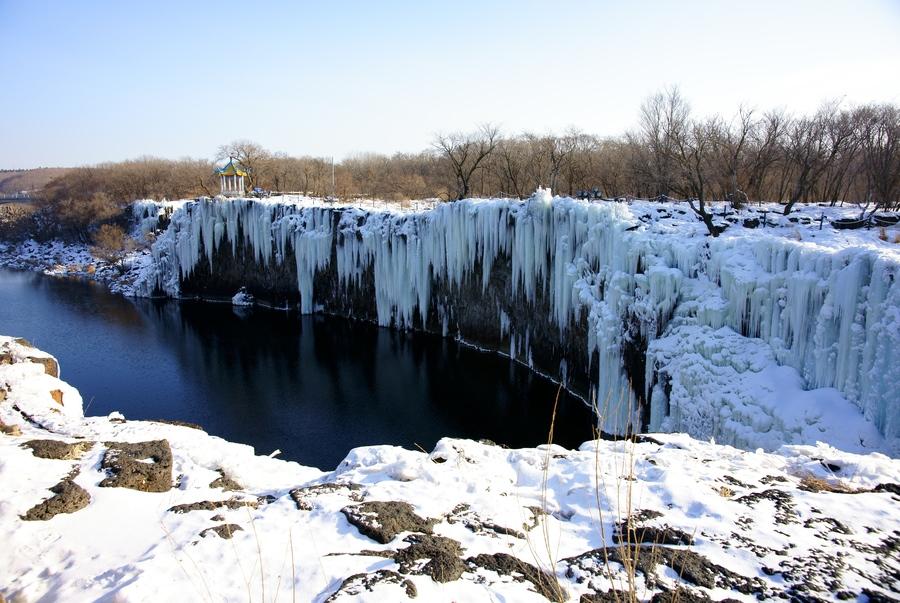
[1,336,898,601]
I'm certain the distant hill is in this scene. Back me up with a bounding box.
[0,168,70,195]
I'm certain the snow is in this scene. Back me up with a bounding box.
[1,341,899,602]
[132,194,900,455]
[231,287,254,307]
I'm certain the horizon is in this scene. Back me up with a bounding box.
[3,0,900,170]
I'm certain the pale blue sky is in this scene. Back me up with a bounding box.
[2,0,899,168]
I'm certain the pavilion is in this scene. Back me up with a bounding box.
[216,158,248,197]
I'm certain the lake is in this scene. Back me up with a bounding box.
[0,268,596,469]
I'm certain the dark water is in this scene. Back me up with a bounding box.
[0,268,596,469]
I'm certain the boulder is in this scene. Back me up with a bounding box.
[99,440,173,492]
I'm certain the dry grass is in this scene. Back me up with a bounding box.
[798,474,861,494]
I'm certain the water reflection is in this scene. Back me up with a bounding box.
[0,269,595,469]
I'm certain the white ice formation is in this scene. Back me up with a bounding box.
[134,193,900,454]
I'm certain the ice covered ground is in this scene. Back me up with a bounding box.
[1,337,898,602]
[134,193,900,456]
[0,236,153,297]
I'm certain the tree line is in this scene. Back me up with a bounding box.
[33,89,900,241]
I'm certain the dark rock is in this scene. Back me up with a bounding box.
[467,553,567,602]
[613,510,693,546]
[564,546,765,596]
[22,439,94,460]
[99,440,173,493]
[446,503,526,539]
[199,524,243,539]
[580,590,631,603]
[324,569,417,601]
[614,523,694,546]
[862,588,897,603]
[872,483,900,495]
[209,470,242,492]
[152,418,204,430]
[22,478,90,520]
[736,489,796,525]
[168,497,259,514]
[394,533,465,583]
[290,482,363,511]
[650,587,713,603]
[760,475,787,485]
[341,501,436,544]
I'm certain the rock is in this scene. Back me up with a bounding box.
[613,523,694,547]
[650,587,716,603]
[564,546,765,596]
[209,470,242,492]
[99,440,173,492]
[341,501,436,544]
[26,356,59,378]
[580,591,632,603]
[446,503,525,539]
[736,488,797,525]
[22,478,90,520]
[290,482,363,511]
[199,524,243,539]
[22,440,94,460]
[394,533,465,582]
[873,483,900,495]
[151,418,204,430]
[324,569,417,601]
[49,389,63,406]
[0,420,20,436]
[0,387,7,402]
[168,497,258,514]
[466,553,567,602]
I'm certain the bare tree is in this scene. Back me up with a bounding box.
[434,124,501,200]
[856,104,900,212]
[782,103,856,214]
[745,109,787,201]
[717,106,755,208]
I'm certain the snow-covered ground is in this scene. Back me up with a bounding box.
[1,337,898,602]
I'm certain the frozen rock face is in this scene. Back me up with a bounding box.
[135,196,900,453]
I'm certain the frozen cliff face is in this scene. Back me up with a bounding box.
[134,195,900,454]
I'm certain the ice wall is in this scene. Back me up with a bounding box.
[135,195,900,451]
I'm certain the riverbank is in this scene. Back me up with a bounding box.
[1,336,898,601]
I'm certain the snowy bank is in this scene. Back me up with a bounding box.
[1,337,899,602]
[134,194,900,455]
